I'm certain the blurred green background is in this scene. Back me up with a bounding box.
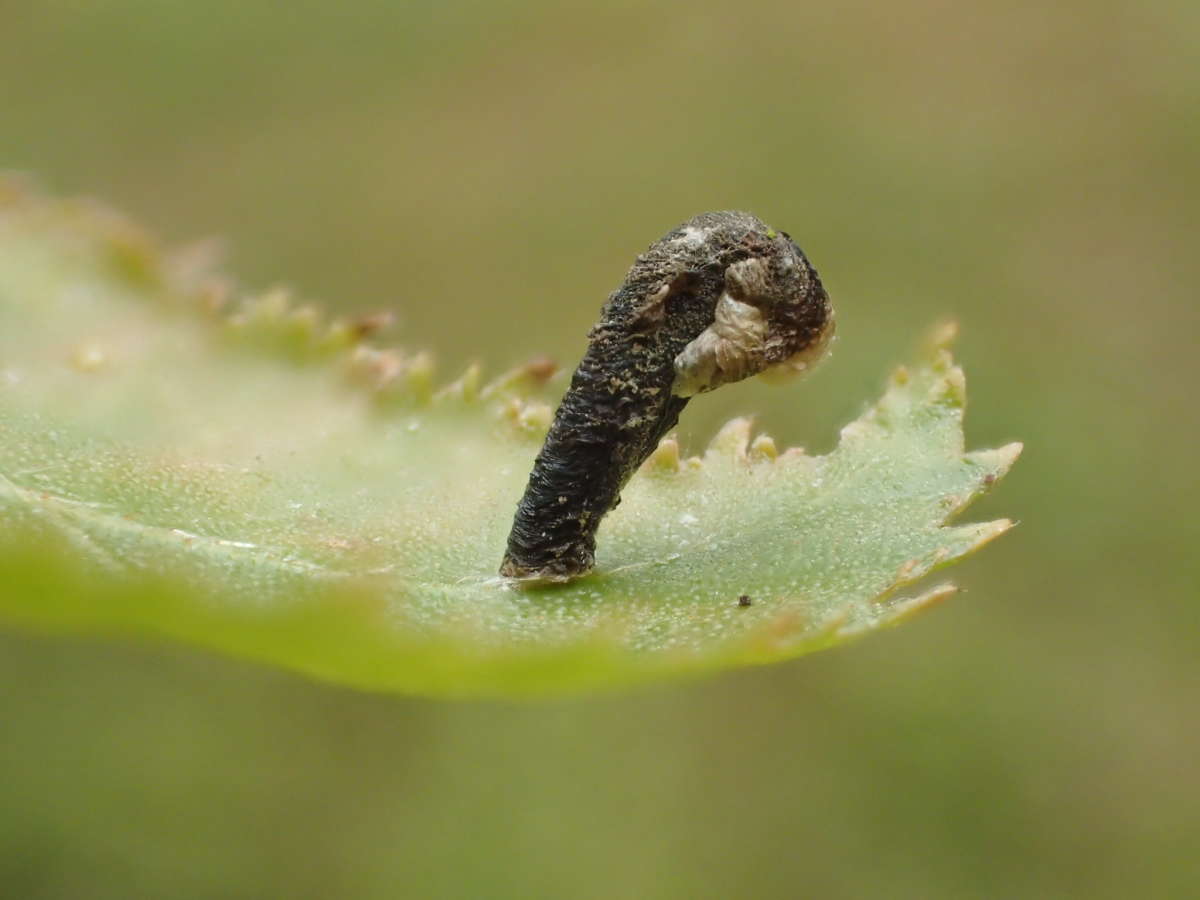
[2,0,1197,896]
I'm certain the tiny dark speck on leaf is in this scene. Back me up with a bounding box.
[738,594,752,608]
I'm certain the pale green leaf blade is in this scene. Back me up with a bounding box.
[0,180,1020,697]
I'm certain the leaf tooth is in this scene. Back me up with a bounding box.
[195,278,233,316]
[871,344,967,435]
[88,201,164,288]
[434,361,484,403]
[748,433,778,461]
[350,346,436,408]
[849,381,910,437]
[967,442,1024,481]
[283,303,322,343]
[946,518,1016,555]
[346,310,396,341]
[227,286,291,332]
[832,583,960,641]
[927,360,967,407]
[837,416,882,445]
[312,319,357,354]
[256,286,294,322]
[187,264,407,373]
[319,310,396,355]
[224,286,395,363]
[892,556,924,585]
[890,548,951,588]
[405,351,436,405]
[942,444,1023,518]
[499,397,553,437]
[346,345,407,391]
[706,416,753,460]
[641,434,681,473]
[164,237,227,292]
[481,357,559,400]
[521,401,553,433]
[922,320,960,358]
[869,583,959,631]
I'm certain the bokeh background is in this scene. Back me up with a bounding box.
[2,1,1197,896]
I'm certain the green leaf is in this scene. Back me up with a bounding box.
[0,178,1020,697]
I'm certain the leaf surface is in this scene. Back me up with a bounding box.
[0,180,1020,696]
